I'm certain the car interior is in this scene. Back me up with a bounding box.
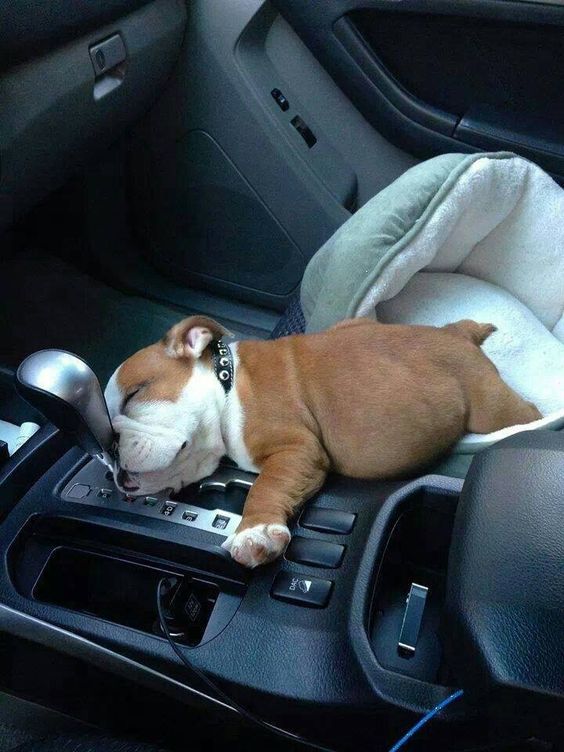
[1,1,563,750]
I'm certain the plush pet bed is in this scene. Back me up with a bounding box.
[301,151,564,454]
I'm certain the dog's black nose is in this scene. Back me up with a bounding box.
[117,468,140,492]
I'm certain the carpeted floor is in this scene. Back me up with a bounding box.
[0,725,36,752]
[0,251,189,386]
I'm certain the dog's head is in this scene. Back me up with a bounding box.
[104,316,229,496]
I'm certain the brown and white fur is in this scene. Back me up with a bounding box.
[105,316,541,567]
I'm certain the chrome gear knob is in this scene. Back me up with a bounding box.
[16,349,115,464]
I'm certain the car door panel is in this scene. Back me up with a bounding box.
[0,0,155,69]
[273,0,564,180]
[130,0,415,310]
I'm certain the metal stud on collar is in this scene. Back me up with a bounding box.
[211,339,234,394]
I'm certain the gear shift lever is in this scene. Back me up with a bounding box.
[16,350,116,465]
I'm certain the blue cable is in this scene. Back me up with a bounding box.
[388,689,464,752]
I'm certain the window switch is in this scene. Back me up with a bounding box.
[286,537,344,568]
[291,115,317,148]
[271,88,289,112]
[271,572,332,608]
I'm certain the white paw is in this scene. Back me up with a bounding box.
[221,523,291,568]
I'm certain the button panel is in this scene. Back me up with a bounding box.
[271,572,332,608]
[286,537,345,568]
[300,508,356,535]
[61,459,243,537]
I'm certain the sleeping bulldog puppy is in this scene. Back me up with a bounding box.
[105,316,540,567]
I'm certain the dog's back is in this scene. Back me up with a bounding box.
[237,318,539,479]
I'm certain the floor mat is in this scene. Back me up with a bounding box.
[0,725,36,752]
[0,251,189,385]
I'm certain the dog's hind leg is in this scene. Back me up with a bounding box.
[466,370,542,434]
[443,320,497,346]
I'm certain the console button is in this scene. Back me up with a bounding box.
[67,484,91,499]
[182,510,199,522]
[161,502,177,517]
[212,514,230,530]
[300,508,356,535]
[97,488,113,499]
[286,537,344,568]
[271,572,332,608]
[143,497,158,507]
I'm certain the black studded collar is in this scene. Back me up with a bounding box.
[210,339,234,394]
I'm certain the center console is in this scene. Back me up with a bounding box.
[1,364,563,751]
[0,429,463,748]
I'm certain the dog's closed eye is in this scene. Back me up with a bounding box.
[122,388,141,412]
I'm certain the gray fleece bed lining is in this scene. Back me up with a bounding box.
[301,152,564,453]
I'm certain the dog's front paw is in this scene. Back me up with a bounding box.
[222,523,291,568]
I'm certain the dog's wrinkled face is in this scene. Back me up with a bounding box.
[104,316,229,496]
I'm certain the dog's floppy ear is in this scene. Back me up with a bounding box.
[163,316,230,359]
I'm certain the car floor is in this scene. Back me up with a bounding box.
[0,725,34,752]
[0,249,262,387]
[0,691,93,752]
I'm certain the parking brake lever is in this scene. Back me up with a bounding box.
[16,349,115,465]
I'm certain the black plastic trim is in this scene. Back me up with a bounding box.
[0,602,236,713]
[455,104,564,176]
[334,17,456,137]
[0,0,154,69]
[0,425,70,522]
[272,0,564,179]
[348,474,464,714]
